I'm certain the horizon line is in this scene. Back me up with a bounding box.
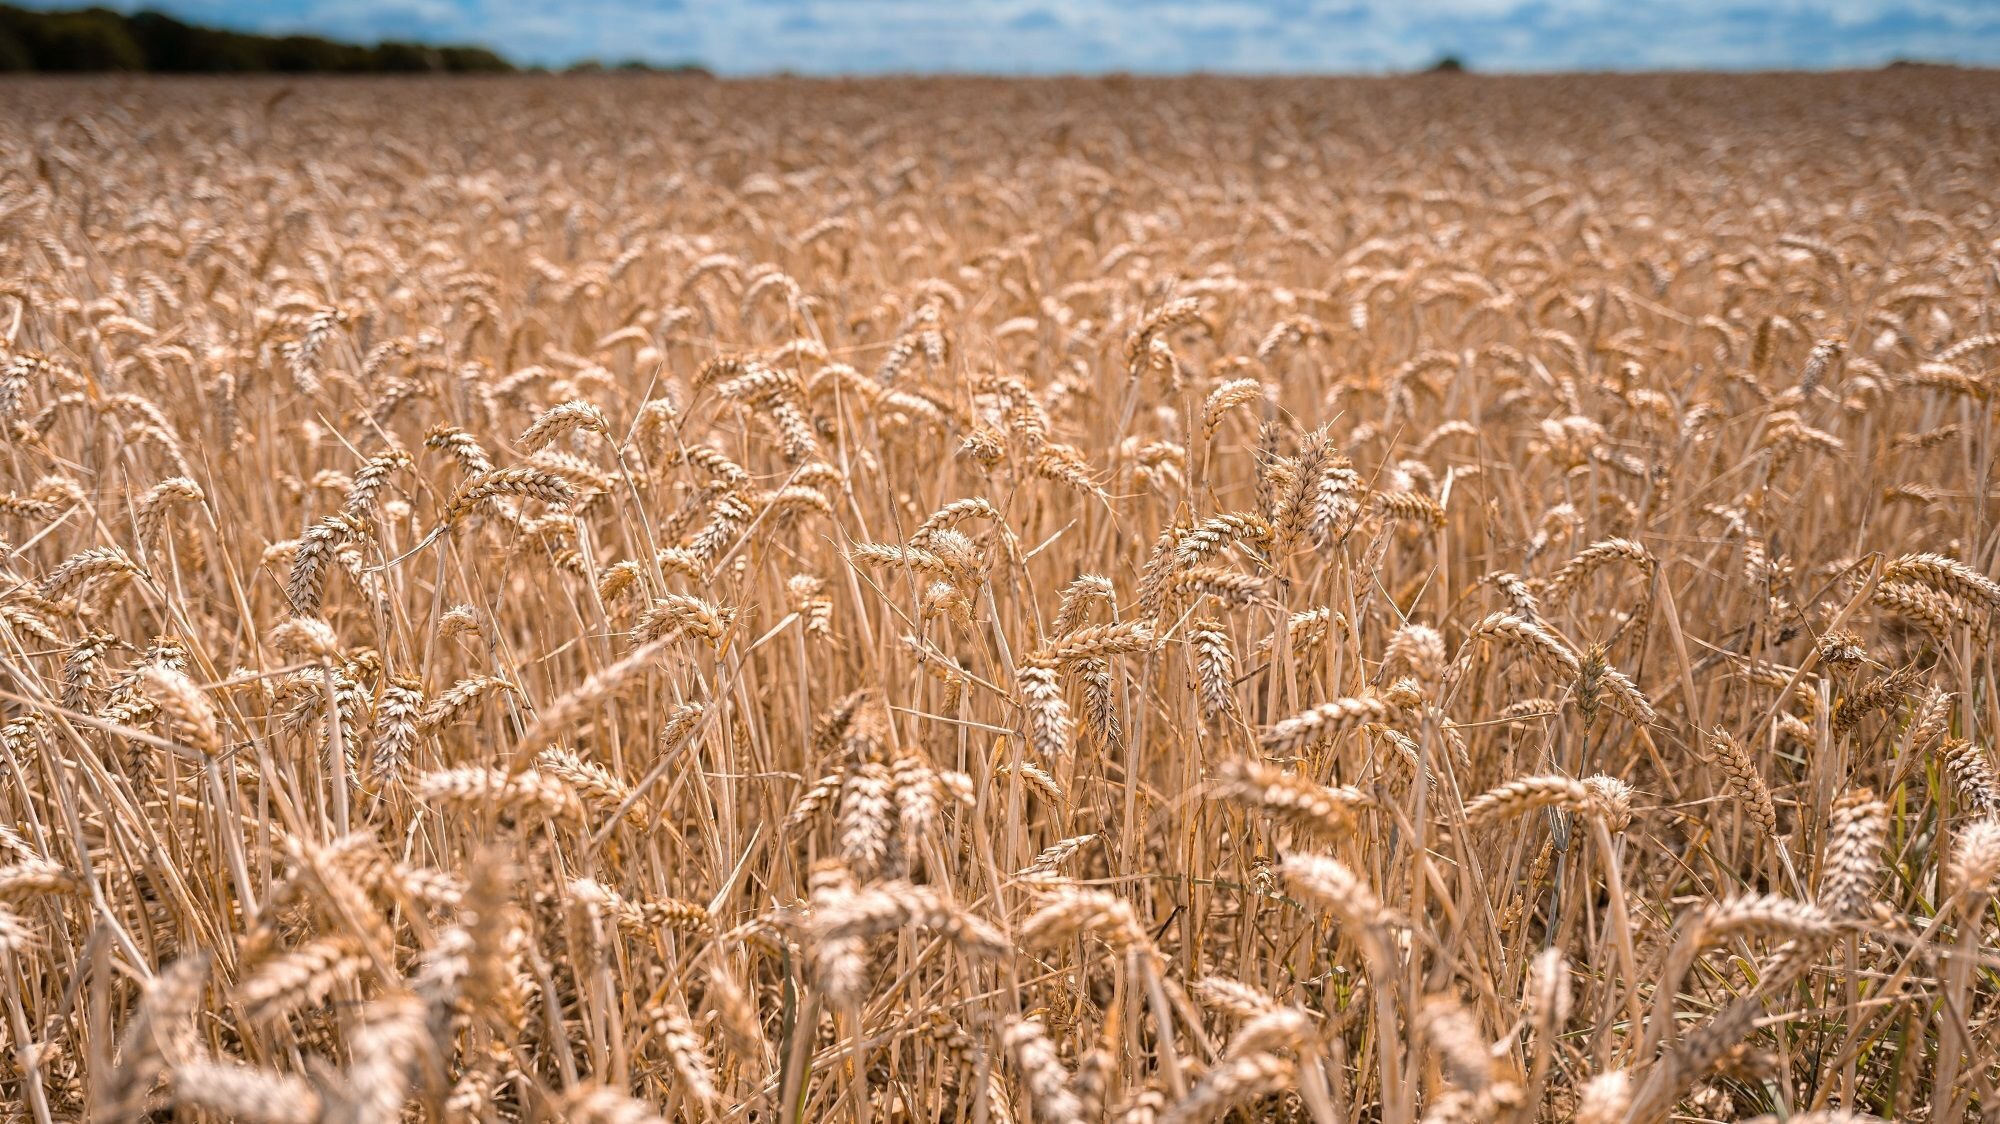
[3,61,1993,79]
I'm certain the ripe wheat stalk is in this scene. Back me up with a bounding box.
[0,68,1996,1124]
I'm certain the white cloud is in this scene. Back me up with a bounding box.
[19,0,2000,71]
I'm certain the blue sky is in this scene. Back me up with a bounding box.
[26,0,2000,73]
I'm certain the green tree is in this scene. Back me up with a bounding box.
[26,9,143,70]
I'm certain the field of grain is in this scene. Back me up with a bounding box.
[1,70,1998,1123]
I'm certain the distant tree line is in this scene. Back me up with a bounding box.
[0,4,516,72]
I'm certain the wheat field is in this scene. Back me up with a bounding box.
[1,69,1998,1123]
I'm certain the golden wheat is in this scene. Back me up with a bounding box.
[2,69,1997,1124]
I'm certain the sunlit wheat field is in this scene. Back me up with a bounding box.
[1,70,1999,1123]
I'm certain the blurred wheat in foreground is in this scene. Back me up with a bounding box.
[0,70,1998,1124]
